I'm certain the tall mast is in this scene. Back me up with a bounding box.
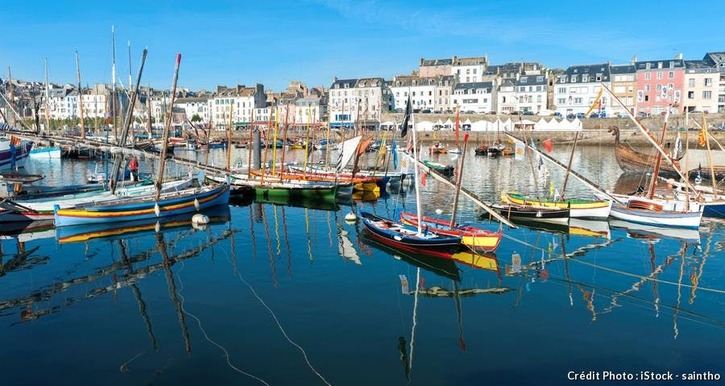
[44,58,51,133]
[646,96,671,199]
[111,25,118,141]
[76,51,85,139]
[128,41,133,92]
[155,53,182,200]
[7,66,14,127]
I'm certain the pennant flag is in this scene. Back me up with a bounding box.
[543,138,553,152]
[420,171,427,187]
[400,96,411,138]
[9,135,20,147]
[399,274,410,295]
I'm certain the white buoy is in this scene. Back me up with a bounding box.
[435,208,443,215]
[345,212,357,222]
[192,213,210,225]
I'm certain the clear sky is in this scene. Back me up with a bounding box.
[2,0,723,93]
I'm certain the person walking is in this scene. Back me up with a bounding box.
[129,156,139,182]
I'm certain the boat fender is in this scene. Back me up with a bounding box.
[536,211,542,218]
[393,235,403,241]
[154,203,161,217]
[192,213,210,225]
[194,198,200,211]
[155,221,161,233]
[344,212,357,222]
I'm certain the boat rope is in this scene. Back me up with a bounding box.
[501,232,546,251]
[221,250,334,386]
[119,351,145,373]
[175,261,271,386]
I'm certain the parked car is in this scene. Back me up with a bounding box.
[637,111,651,118]
[575,112,586,119]
[554,112,562,118]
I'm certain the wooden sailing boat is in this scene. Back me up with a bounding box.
[501,132,612,219]
[360,96,462,255]
[399,133,503,252]
[54,53,230,227]
[600,84,703,229]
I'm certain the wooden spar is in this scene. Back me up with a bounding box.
[560,132,579,199]
[647,102,671,199]
[111,26,118,142]
[110,48,147,194]
[408,151,516,228]
[43,58,51,133]
[75,51,85,139]
[601,83,699,196]
[505,132,623,203]
[246,109,253,178]
[226,101,233,172]
[703,114,717,199]
[449,133,469,228]
[271,105,279,176]
[155,53,182,201]
[279,102,290,182]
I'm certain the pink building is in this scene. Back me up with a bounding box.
[635,57,685,115]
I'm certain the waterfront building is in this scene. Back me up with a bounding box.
[683,60,719,113]
[515,74,548,114]
[452,55,488,83]
[452,81,494,114]
[554,63,612,117]
[175,96,210,124]
[634,56,685,116]
[418,57,453,78]
[389,74,454,113]
[209,84,265,131]
[702,52,725,112]
[327,77,387,129]
[609,63,637,116]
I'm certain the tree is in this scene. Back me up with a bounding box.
[191,113,202,123]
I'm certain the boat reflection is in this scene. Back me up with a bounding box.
[0,220,56,279]
[252,195,341,212]
[0,213,233,330]
[362,236,461,281]
[55,204,231,244]
[499,216,611,239]
[608,219,701,244]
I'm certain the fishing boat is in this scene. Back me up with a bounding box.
[429,142,447,154]
[360,211,462,258]
[399,211,501,252]
[54,53,232,228]
[359,101,462,257]
[56,203,230,244]
[206,172,343,201]
[421,159,454,177]
[0,136,33,170]
[491,202,570,224]
[28,146,61,159]
[500,191,611,219]
[598,84,704,229]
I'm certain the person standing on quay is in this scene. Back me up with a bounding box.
[129,156,139,181]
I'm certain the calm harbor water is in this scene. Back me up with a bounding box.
[2,144,724,385]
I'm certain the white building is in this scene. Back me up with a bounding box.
[554,63,612,116]
[683,60,719,113]
[452,82,494,114]
[328,77,387,129]
[516,74,548,113]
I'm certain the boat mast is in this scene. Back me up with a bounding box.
[111,26,118,142]
[75,51,85,139]
[110,48,148,194]
[703,113,717,199]
[646,93,671,199]
[8,66,15,127]
[279,101,290,182]
[411,113,424,236]
[449,133,469,228]
[44,58,51,133]
[155,53,182,200]
[559,132,579,199]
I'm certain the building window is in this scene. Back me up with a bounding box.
[703,91,712,99]
[657,72,663,80]
[689,78,696,87]
[705,78,713,87]
[688,91,695,99]
[668,71,674,79]
[645,73,651,80]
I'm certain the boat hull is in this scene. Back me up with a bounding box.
[0,140,32,170]
[608,203,702,229]
[53,184,230,227]
[501,191,611,219]
[360,211,461,258]
[399,211,502,252]
[29,146,62,159]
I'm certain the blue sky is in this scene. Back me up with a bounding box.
[2,1,723,92]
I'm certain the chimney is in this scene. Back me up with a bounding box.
[631,55,637,65]
[675,53,683,60]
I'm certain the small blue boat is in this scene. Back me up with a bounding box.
[53,184,231,227]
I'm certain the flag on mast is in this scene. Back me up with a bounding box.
[400,95,411,138]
